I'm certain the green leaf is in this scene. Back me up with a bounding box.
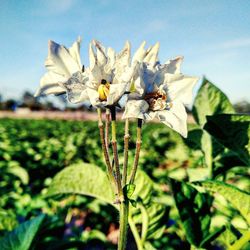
[130,171,167,243]
[7,165,29,185]
[192,78,234,173]
[47,163,115,204]
[169,178,212,247]
[47,163,167,243]
[124,184,136,199]
[193,77,234,127]
[194,180,250,224]
[0,214,45,250]
[200,226,226,248]
[213,150,246,178]
[204,114,250,165]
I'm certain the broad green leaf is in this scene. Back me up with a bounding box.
[0,214,45,250]
[47,163,167,243]
[47,163,115,204]
[192,78,234,173]
[204,114,250,165]
[193,77,234,127]
[131,170,153,204]
[194,180,250,224]
[169,178,212,247]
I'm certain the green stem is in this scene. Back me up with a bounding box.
[118,200,129,250]
[229,230,250,250]
[128,215,144,250]
[129,119,142,184]
[110,107,123,202]
[97,108,116,192]
[122,118,130,187]
[105,108,110,150]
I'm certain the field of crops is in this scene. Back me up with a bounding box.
[0,79,249,250]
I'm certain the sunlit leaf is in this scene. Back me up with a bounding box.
[193,77,234,127]
[194,180,250,224]
[47,163,115,204]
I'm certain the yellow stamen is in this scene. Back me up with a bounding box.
[98,82,110,101]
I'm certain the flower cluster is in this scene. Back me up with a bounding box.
[35,38,198,137]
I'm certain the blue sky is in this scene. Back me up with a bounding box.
[0,0,249,103]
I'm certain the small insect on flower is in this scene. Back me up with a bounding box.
[98,79,110,101]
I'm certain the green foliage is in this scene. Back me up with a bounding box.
[47,163,114,204]
[204,114,250,165]
[48,162,168,248]
[188,78,247,180]
[169,178,212,247]
[193,77,234,127]
[0,214,45,250]
[194,180,250,224]
[0,73,249,250]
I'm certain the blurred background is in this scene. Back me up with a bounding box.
[0,0,249,113]
[0,1,249,250]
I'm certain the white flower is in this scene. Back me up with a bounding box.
[123,47,199,138]
[86,40,137,107]
[34,38,89,103]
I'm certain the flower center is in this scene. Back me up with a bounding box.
[144,91,168,111]
[98,79,110,101]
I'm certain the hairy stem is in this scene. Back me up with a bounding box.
[129,119,142,184]
[118,200,129,250]
[105,108,110,150]
[110,107,123,202]
[122,118,130,187]
[97,108,116,191]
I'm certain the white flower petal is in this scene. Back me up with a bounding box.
[153,101,188,137]
[164,56,184,74]
[114,41,131,79]
[89,43,97,70]
[93,40,107,67]
[35,71,66,97]
[106,82,127,105]
[132,41,146,63]
[166,75,199,105]
[87,65,103,88]
[104,47,116,74]
[68,37,82,69]
[45,40,80,77]
[144,42,160,64]
[78,89,89,102]
[123,99,149,120]
[60,72,88,104]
